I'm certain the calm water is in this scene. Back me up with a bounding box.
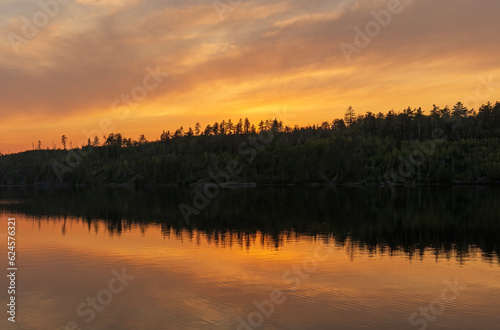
[0,186,499,329]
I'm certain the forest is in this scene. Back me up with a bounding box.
[1,101,500,186]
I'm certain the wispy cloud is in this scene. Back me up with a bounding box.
[76,0,137,6]
[0,0,499,152]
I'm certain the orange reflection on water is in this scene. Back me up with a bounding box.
[2,212,500,330]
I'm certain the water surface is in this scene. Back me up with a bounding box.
[0,186,499,329]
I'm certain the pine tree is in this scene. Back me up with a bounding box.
[344,106,356,126]
[194,122,201,136]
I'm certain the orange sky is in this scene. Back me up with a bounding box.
[1,0,500,153]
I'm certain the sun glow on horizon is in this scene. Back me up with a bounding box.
[1,0,500,153]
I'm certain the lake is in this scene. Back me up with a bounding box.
[0,186,499,329]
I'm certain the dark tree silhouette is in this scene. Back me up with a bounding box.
[61,135,67,150]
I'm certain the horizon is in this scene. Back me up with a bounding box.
[1,100,497,155]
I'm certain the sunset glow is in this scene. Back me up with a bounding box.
[1,0,500,152]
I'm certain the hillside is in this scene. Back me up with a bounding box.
[2,102,500,186]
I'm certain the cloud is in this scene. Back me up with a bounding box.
[0,0,500,152]
[76,0,136,6]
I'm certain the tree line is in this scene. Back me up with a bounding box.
[1,101,500,186]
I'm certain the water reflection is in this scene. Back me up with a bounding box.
[1,186,500,329]
[0,186,499,263]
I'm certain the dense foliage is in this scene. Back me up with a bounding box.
[1,101,500,186]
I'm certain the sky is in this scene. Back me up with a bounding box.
[1,0,500,153]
